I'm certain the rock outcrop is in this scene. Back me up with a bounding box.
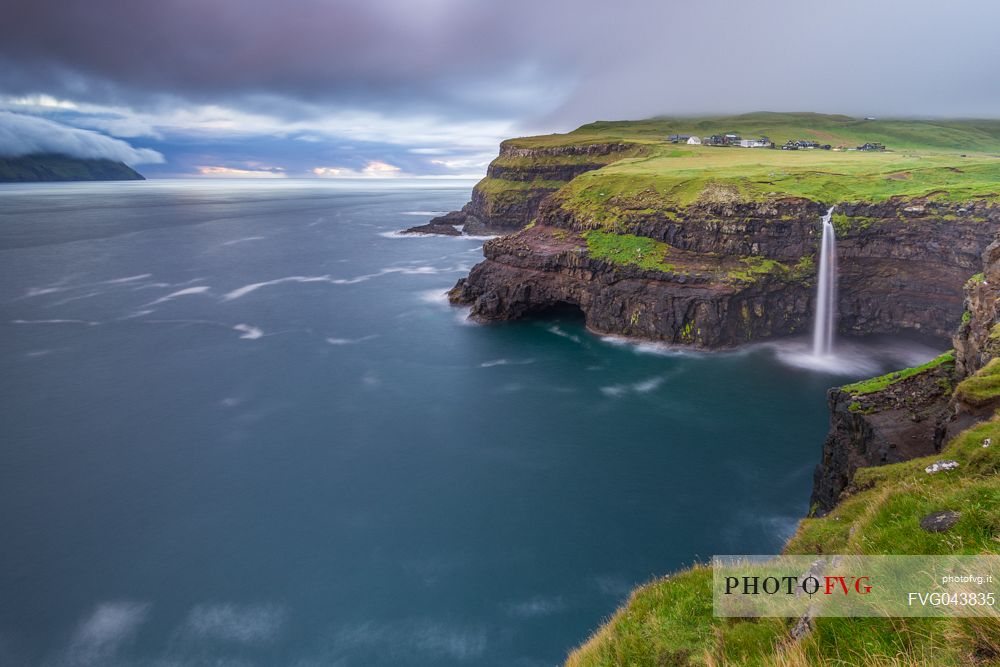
[420,141,644,235]
[809,356,956,512]
[450,224,814,347]
[811,234,1000,512]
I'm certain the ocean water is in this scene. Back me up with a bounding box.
[0,180,944,666]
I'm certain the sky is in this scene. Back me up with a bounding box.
[0,0,998,178]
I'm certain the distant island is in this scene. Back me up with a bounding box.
[0,153,145,182]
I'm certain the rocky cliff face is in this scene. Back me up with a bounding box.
[415,142,644,235]
[810,359,955,512]
[812,234,1000,511]
[451,196,1000,347]
[450,224,814,347]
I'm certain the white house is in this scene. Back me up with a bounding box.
[687,136,702,145]
[739,137,772,148]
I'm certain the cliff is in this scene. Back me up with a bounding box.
[442,114,1000,665]
[448,114,1000,345]
[811,235,1000,511]
[405,141,647,234]
[452,197,1000,347]
[0,153,145,182]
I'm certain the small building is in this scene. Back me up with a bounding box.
[686,136,702,145]
[857,142,886,151]
[724,133,741,145]
[668,134,691,143]
[739,136,772,148]
[703,134,726,146]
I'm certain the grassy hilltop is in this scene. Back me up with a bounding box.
[478,113,1000,230]
[511,112,1000,153]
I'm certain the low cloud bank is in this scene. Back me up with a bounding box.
[0,111,163,164]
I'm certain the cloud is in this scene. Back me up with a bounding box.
[0,111,163,164]
[1,0,996,177]
[313,160,402,177]
[197,165,286,177]
[1,0,998,126]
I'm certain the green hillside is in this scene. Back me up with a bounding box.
[0,153,145,182]
[512,112,1000,154]
[478,113,1000,228]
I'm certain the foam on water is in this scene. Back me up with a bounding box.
[12,318,98,326]
[233,324,264,340]
[379,229,497,241]
[479,358,535,368]
[325,335,378,345]
[767,337,943,376]
[417,288,451,305]
[146,285,211,306]
[222,276,333,301]
[547,325,583,344]
[222,236,266,246]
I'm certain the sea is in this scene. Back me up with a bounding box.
[0,179,944,666]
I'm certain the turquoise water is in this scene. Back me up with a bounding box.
[0,181,942,666]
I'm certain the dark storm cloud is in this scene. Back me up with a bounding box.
[0,0,568,120]
[1,0,997,174]
[2,0,998,125]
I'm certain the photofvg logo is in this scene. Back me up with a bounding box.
[723,572,872,597]
[712,555,999,618]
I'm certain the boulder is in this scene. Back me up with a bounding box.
[919,510,961,533]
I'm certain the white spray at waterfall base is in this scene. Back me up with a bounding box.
[812,206,838,357]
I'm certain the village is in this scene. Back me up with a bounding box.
[667,132,886,151]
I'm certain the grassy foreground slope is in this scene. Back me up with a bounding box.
[567,417,1000,666]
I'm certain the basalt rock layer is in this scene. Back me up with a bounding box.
[811,235,1000,511]
[451,196,1000,348]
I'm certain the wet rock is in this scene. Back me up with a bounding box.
[402,222,462,236]
[919,510,961,532]
[402,211,467,236]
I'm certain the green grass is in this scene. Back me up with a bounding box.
[488,113,1000,229]
[954,357,1000,406]
[567,417,1000,666]
[840,351,955,396]
[583,230,675,272]
[470,113,1000,241]
[558,150,1000,223]
[508,112,1000,154]
[725,254,815,284]
[474,177,567,195]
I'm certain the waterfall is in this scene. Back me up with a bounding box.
[812,206,837,357]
